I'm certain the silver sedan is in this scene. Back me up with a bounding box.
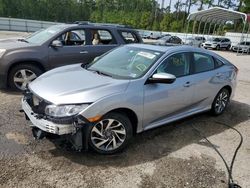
[22,44,238,154]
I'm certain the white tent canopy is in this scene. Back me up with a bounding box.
[187,7,247,24]
[185,7,250,55]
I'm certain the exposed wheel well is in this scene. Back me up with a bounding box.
[107,108,138,134]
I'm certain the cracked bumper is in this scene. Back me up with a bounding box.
[22,99,76,135]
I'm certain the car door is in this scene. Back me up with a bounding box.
[48,29,90,68]
[190,52,222,109]
[143,52,196,128]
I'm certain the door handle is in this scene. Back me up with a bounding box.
[80,51,88,54]
[183,81,191,87]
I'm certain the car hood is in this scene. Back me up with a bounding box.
[29,64,130,105]
[0,40,35,50]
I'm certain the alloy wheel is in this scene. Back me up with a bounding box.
[214,91,229,114]
[13,69,37,90]
[90,118,127,151]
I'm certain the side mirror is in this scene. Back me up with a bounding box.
[146,73,176,84]
[51,40,63,48]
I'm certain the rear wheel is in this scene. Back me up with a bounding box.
[89,112,133,154]
[216,45,220,50]
[8,64,43,91]
[226,45,231,51]
[211,88,230,115]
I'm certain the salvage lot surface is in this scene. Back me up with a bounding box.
[0,32,250,187]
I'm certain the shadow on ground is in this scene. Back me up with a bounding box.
[44,100,250,167]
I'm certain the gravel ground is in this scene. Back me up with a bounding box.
[0,32,250,188]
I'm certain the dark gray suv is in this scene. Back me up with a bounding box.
[0,22,143,90]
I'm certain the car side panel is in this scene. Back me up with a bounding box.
[191,65,236,110]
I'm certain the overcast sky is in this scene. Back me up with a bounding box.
[157,0,234,13]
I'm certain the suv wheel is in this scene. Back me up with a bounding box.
[211,88,230,116]
[89,112,133,154]
[226,45,231,50]
[8,64,43,91]
[216,45,220,50]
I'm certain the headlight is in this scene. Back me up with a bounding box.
[0,49,6,58]
[45,104,89,117]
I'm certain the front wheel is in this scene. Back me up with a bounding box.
[216,45,220,50]
[211,88,230,116]
[89,112,133,154]
[8,64,43,91]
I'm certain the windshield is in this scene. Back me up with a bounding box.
[87,46,163,79]
[25,25,67,44]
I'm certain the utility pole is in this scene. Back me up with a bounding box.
[161,0,165,9]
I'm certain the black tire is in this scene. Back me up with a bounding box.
[8,63,43,91]
[226,45,231,51]
[89,112,133,154]
[211,88,230,116]
[216,45,220,50]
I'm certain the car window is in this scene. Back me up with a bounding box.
[119,31,140,44]
[56,29,85,46]
[90,29,116,45]
[214,58,224,68]
[193,53,214,73]
[157,53,190,77]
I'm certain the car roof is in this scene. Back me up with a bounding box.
[62,23,136,31]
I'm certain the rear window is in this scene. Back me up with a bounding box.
[214,58,224,68]
[90,29,117,45]
[193,53,215,73]
[119,31,140,44]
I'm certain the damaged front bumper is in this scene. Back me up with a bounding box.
[21,93,93,151]
[22,99,76,135]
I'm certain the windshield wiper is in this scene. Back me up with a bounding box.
[88,69,112,78]
[18,38,29,43]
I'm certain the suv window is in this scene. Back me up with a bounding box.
[119,31,140,44]
[193,53,214,73]
[91,29,117,45]
[57,29,85,46]
[157,53,190,77]
[91,29,116,45]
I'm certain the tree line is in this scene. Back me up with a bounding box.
[0,0,249,32]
